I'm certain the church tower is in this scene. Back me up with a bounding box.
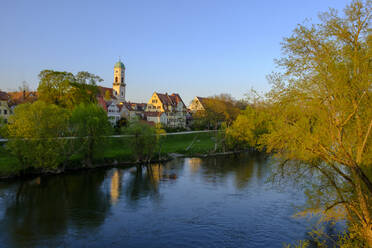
[113,60,126,102]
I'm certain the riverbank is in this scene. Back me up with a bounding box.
[0,132,231,179]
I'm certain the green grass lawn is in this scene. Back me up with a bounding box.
[160,132,216,155]
[101,132,217,161]
[0,132,218,176]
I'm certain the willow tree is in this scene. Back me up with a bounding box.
[262,0,372,245]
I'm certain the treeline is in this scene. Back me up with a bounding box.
[0,70,167,172]
[224,1,372,246]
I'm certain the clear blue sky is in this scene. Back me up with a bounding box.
[0,0,350,104]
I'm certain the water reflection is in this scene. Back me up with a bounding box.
[0,153,344,248]
[193,152,270,189]
[0,170,110,247]
[110,169,123,205]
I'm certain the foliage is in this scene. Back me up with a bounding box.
[283,240,309,248]
[6,101,70,170]
[115,117,129,131]
[37,70,75,107]
[70,103,111,166]
[192,93,241,129]
[0,117,7,137]
[37,70,102,108]
[260,0,372,245]
[122,121,158,162]
[69,71,102,106]
[226,104,270,150]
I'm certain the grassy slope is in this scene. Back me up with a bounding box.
[102,132,216,160]
[0,132,217,175]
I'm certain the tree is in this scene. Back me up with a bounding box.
[18,81,30,93]
[69,71,102,106]
[37,70,102,108]
[226,104,270,150]
[37,70,75,107]
[122,121,158,162]
[6,101,70,170]
[195,94,241,129]
[70,103,111,167]
[261,1,371,245]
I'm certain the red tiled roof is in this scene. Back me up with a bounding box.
[155,92,185,109]
[122,102,133,111]
[0,91,9,101]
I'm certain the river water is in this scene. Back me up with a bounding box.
[0,153,342,247]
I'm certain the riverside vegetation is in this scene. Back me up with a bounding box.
[224,1,372,246]
[0,0,370,247]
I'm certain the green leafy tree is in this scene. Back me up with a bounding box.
[37,70,101,108]
[226,104,270,150]
[69,71,102,106]
[70,103,111,167]
[37,70,75,107]
[123,121,158,162]
[261,1,372,245]
[194,94,241,129]
[6,101,70,170]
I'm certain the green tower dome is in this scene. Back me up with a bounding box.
[114,61,125,69]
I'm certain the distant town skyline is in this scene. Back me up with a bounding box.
[0,0,350,104]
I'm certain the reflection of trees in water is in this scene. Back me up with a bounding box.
[123,165,161,208]
[123,163,182,209]
[0,170,111,248]
[200,152,270,189]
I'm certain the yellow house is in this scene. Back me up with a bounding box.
[0,91,11,123]
[188,96,209,112]
[146,92,187,128]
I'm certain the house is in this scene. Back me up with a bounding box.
[0,91,11,123]
[126,102,147,120]
[106,101,123,125]
[144,111,167,126]
[146,92,187,128]
[189,96,209,112]
[98,97,132,126]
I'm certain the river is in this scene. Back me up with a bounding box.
[0,153,343,247]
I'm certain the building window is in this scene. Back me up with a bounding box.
[121,77,123,83]
[4,110,7,115]
[115,77,118,83]
[121,92,123,96]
